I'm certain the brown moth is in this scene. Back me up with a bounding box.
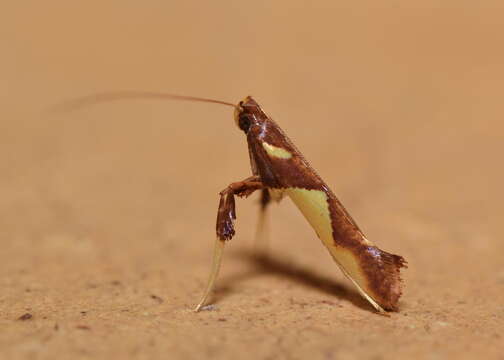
[200,96,406,313]
[60,92,406,313]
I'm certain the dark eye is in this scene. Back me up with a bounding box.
[238,115,251,133]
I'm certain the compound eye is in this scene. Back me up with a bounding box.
[238,114,251,133]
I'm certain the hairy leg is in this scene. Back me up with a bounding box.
[195,176,263,311]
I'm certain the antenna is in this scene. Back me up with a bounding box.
[53,91,238,112]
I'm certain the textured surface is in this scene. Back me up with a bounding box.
[1,1,503,359]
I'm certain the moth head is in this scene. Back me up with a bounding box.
[234,96,262,134]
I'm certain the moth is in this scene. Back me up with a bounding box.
[61,92,407,313]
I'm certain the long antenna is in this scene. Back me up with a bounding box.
[53,91,238,112]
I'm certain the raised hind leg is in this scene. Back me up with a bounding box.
[194,176,263,311]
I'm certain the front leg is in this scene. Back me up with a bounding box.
[195,176,263,311]
[216,176,263,241]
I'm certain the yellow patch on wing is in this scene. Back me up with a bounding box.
[262,142,292,159]
[287,189,333,241]
[286,188,376,307]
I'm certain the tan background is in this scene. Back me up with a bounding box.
[1,1,503,359]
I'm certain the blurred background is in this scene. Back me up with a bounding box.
[1,1,503,359]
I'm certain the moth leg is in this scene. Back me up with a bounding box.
[194,236,225,312]
[254,189,271,255]
[194,176,263,312]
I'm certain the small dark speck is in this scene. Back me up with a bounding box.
[76,325,91,331]
[18,313,33,321]
[218,318,227,322]
[319,300,337,306]
[25,288,31,293]
[54,323,59,331]
[80,311,87,315]
[110,280,122,286]
[150,295,164,304]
